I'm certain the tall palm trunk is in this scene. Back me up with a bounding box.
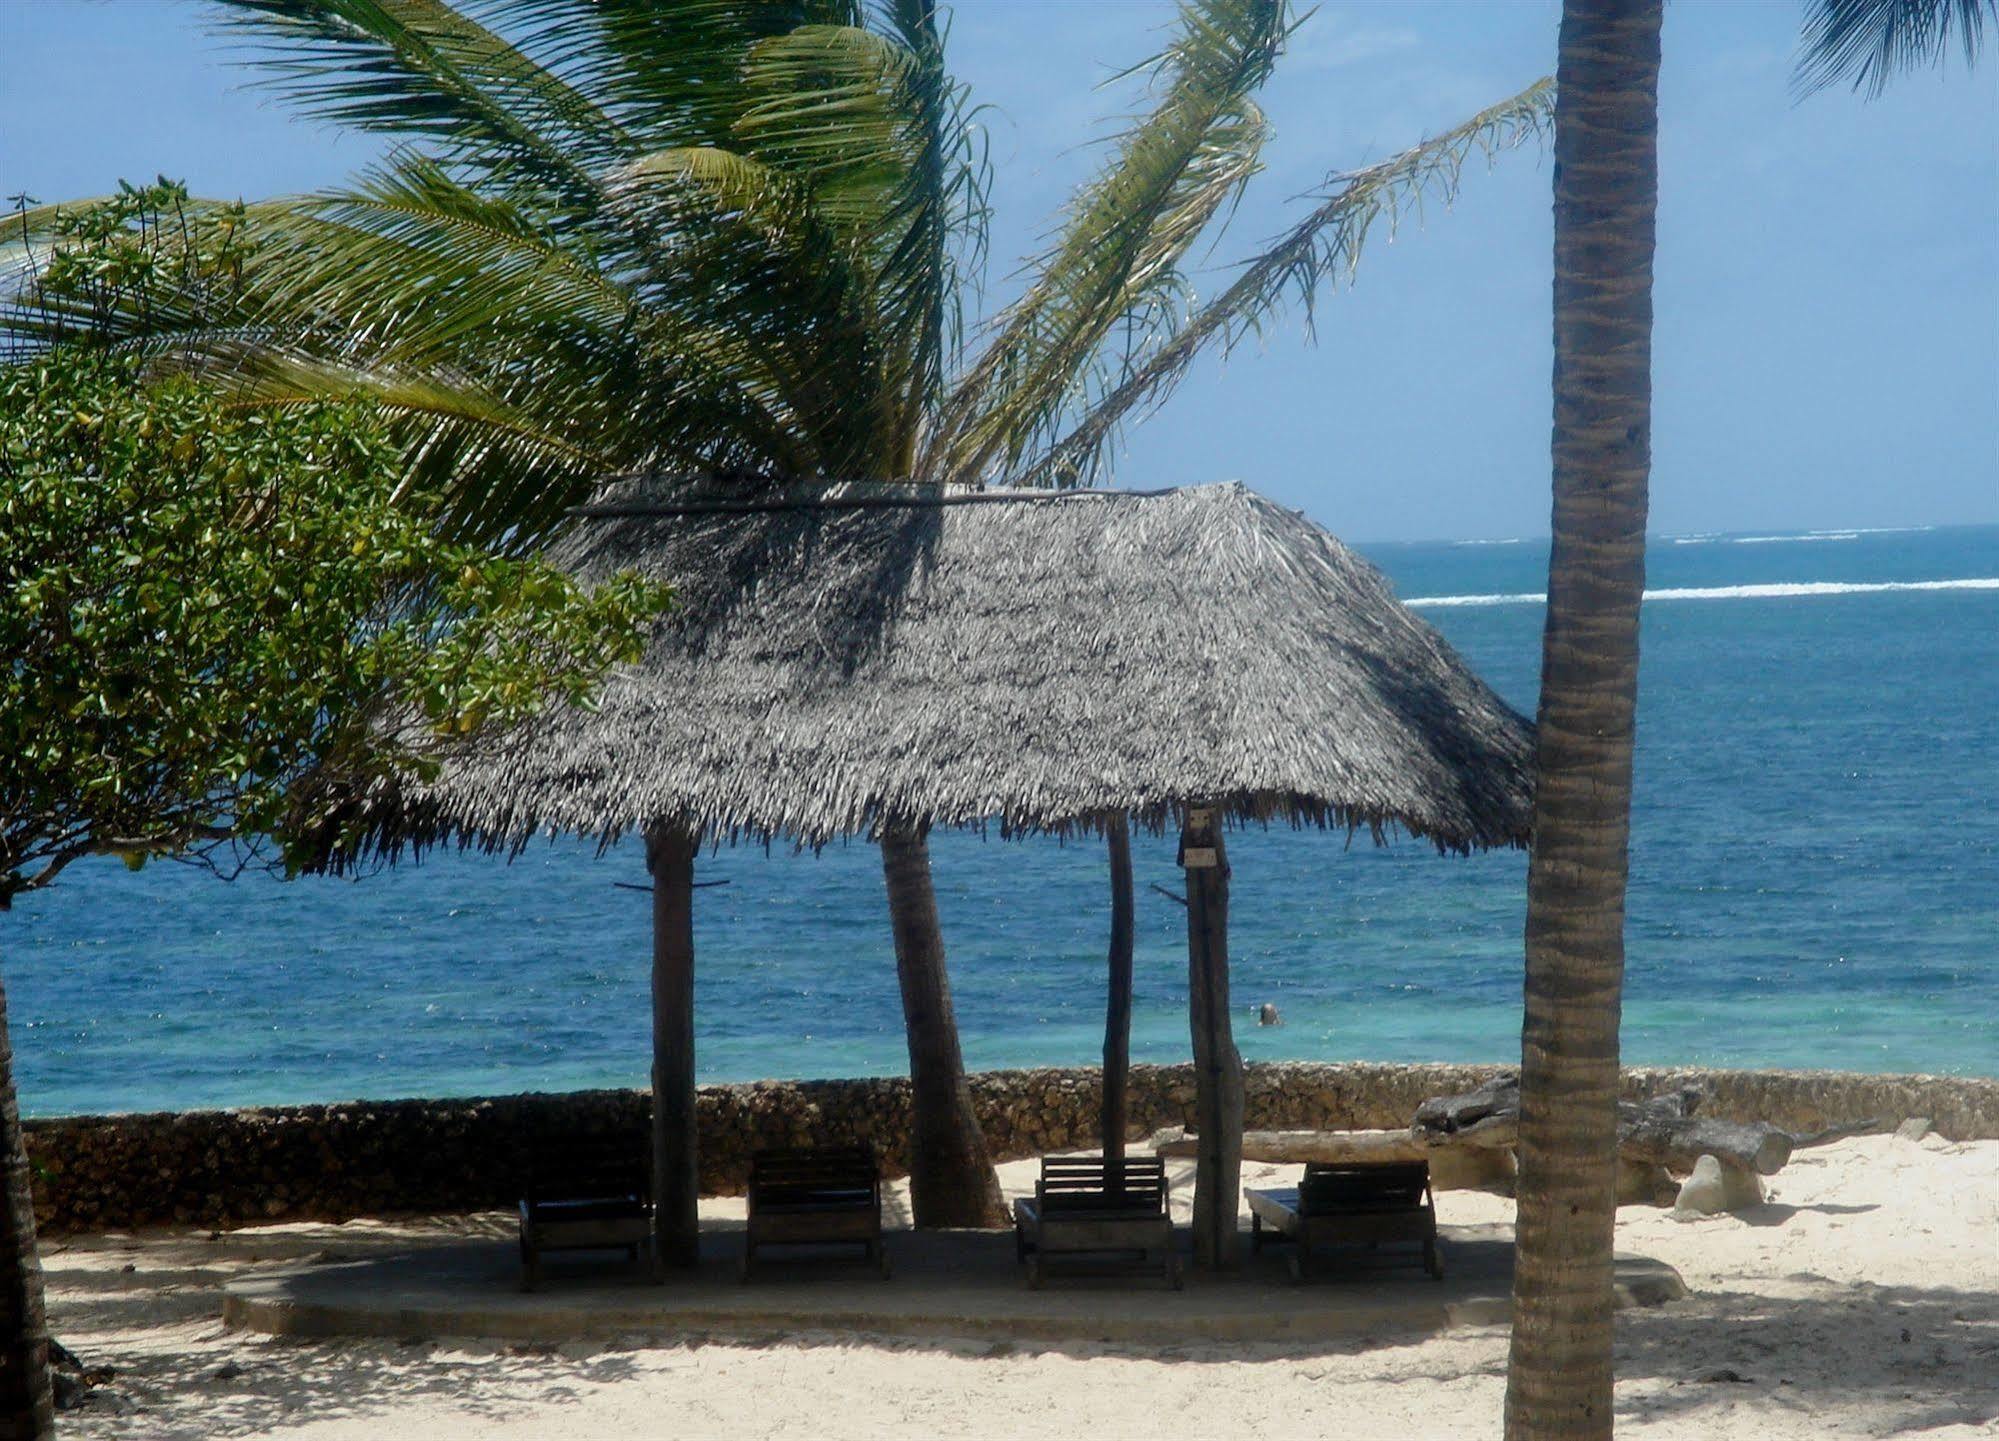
[0,968,54,1439]
[879,824,1006,1228]
[1504,2,1662,1438]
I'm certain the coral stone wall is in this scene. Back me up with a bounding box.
[25,1062,1997,1234]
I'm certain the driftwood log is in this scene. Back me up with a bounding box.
[1151,1127,1517,1192]
[1413,1073,1794,1177]
[1154,1072,1798,1203]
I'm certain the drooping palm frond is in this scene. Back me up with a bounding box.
[478,0,866,151]
[1010,79,1556,489]
[3,187,824,542]
[245,158,632,356]
[735,26,936,231]
[231,152,844,481]
[188,342,642,539]
[1794,0,1994,97]
[197,0,986,495]
[926,0,1289,486]
[609,145,900,478]
[211,0,631,213]
[732,12,987,470]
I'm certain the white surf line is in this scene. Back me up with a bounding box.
[1405,577,1999,608]
[1668,525,1939,545]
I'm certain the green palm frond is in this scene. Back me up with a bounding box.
[734,13,987,470]
[2,176,617,381]
[1794,0,1994,96]
[215,345,602,456]
[487,1,865,150]
[249,157,827,481]
[1011,79,1555,489]
[199,0,991,495]
[617,146,821,248]
[610,144,898,477]
[737,25,929,228]
[247,159,633,356]
[10,199,816,538]
[927,0,1288,486]
[193,343,631,538]
[210,0,630,209]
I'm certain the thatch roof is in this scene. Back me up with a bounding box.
[335,481,1533,859]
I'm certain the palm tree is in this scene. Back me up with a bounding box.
[1502,1,1661,1438]
[7,0,1550,1232]
[1504,2,1994,1434]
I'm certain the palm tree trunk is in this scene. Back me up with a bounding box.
[1504,2,1662,1438]
[879,824,1006,1228]
[1101,814,1135,1165]
[0,967,55,1439]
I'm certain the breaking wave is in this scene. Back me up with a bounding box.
[1670,526,1938,546]
[1405,577,1999,608]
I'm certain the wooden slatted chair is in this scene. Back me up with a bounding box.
[1012,1154,1181,1289]
[742,1145,888,1280]
[1245,1159,1443,1282]
[517,1129,655,1291]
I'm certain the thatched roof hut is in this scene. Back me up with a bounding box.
[330,479,1535,1270]
[341,481,1533,860]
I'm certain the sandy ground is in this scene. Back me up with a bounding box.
[42,1132,1998,1440]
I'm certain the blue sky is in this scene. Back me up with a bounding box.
[6,0,1994,542]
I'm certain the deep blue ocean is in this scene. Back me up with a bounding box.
[9,523,1996,1117]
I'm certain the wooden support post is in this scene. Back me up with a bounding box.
[645,823,700,1271]
[1102,813,1135,1170]
[1181,807,1242,1270]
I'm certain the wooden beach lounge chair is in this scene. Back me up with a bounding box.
[742,1145,889,1280]
[1246,1160,1443,1282]
[517,1130,654,1291]
[1012,1155,1181,1289]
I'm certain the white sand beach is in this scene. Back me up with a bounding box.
[44,1132,1997,1440]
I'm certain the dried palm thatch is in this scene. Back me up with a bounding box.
[326,481,1532,862]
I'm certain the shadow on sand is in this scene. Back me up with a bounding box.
[40,1214,1997,1440]
[1611,1279,1998,1434]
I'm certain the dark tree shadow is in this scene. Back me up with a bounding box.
[1611,1279,1999,1434]
[40,1214,1999,1440]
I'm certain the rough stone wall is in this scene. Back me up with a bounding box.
[1616,1066,1999,1144]
[25,1062,1996,1235]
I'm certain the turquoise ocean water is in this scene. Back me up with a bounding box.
[9,523,1996,1116]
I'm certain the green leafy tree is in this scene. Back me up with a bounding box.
[2,357,666,905]
[5,2,1552,1232]
[0,349,666,1437]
